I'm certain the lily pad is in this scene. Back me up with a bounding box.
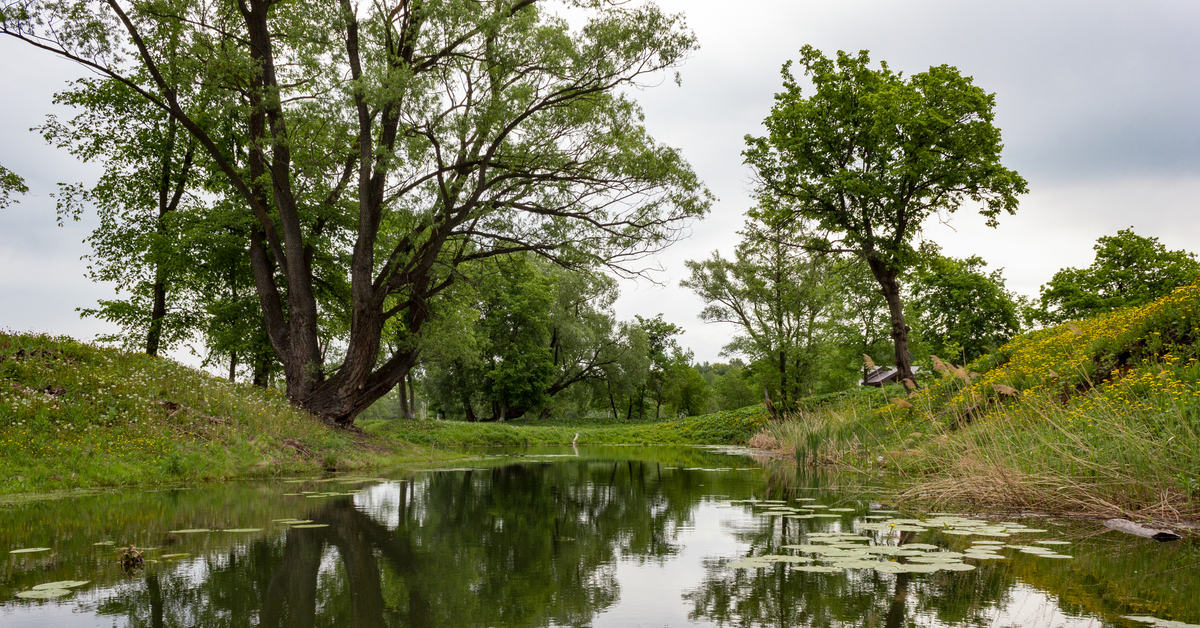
[222,528,263,533]
[160,553,189,559]
[9,547,51,554]
[899,543,938,550]
[1033,540,1070,545]
[16,589,71,599]
[792,565,844,573]
[781,544,825,552]
[939,562,977,571]
[761,555,811,563]
[290,524,329,529]
[830,560,880,569]
[827,507,857,512]
[93,541,115,546]
[964,553,1004,561]
[728,560,771,569]
[169,529,210,534]
[32,581,89,590]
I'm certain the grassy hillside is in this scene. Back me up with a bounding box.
[0,332,450,495]
[769,282,1200,520]
[0,332,769,496]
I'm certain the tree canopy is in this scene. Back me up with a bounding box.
[908,243,1023,363]
[743,46,1027,385]
[3,0,711,424]
[1037,228,1200,324]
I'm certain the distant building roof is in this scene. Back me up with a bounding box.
[862,365,921,387]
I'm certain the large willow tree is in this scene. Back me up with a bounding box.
[2,0,710,424]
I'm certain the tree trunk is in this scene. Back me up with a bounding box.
[408,376,418,419]
[778,350,788,413]
[146,116,177,358]
[252,352,270,388]
[868,257,915,388]
[228,351,237,382]
[146,277,167,357]
[398,373,411,420]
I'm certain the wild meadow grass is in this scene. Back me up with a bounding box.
[0,332,445,495]
[767,282,1200,520]
[365,404,770,447]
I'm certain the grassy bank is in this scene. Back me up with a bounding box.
[0,332,769,496]
[0,332,457,496]
[363,404,769,447]
[766,282,1200,521]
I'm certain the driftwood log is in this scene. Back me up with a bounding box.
[1103,518,1182,541]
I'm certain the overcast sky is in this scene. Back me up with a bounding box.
[2,0,1199,365]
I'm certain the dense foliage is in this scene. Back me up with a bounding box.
[1037,228,1200,324]
[907,243,1025,363]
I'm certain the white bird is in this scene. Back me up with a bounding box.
[572,433,579,446]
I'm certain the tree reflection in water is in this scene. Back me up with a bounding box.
[9,453,1199,628]
[94,455,752,628]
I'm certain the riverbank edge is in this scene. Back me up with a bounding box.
[1,332,777,497]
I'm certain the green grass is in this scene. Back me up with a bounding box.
[0,332,768,496]
[769,283,1200,521]
[0,332,458,495]
[364,404,770,448]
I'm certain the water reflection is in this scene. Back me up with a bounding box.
[1,447,1197,628]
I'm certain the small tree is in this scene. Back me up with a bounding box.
[908,243,1023,363]
[682,211,835,410]
[744,46,1027,386]
[1037,228,1200,323]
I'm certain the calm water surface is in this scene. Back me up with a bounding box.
[1,445,1197,627]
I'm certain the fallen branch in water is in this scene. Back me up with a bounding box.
[1103,518,1182,541]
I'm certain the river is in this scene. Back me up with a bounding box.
[2,445,1197,627]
